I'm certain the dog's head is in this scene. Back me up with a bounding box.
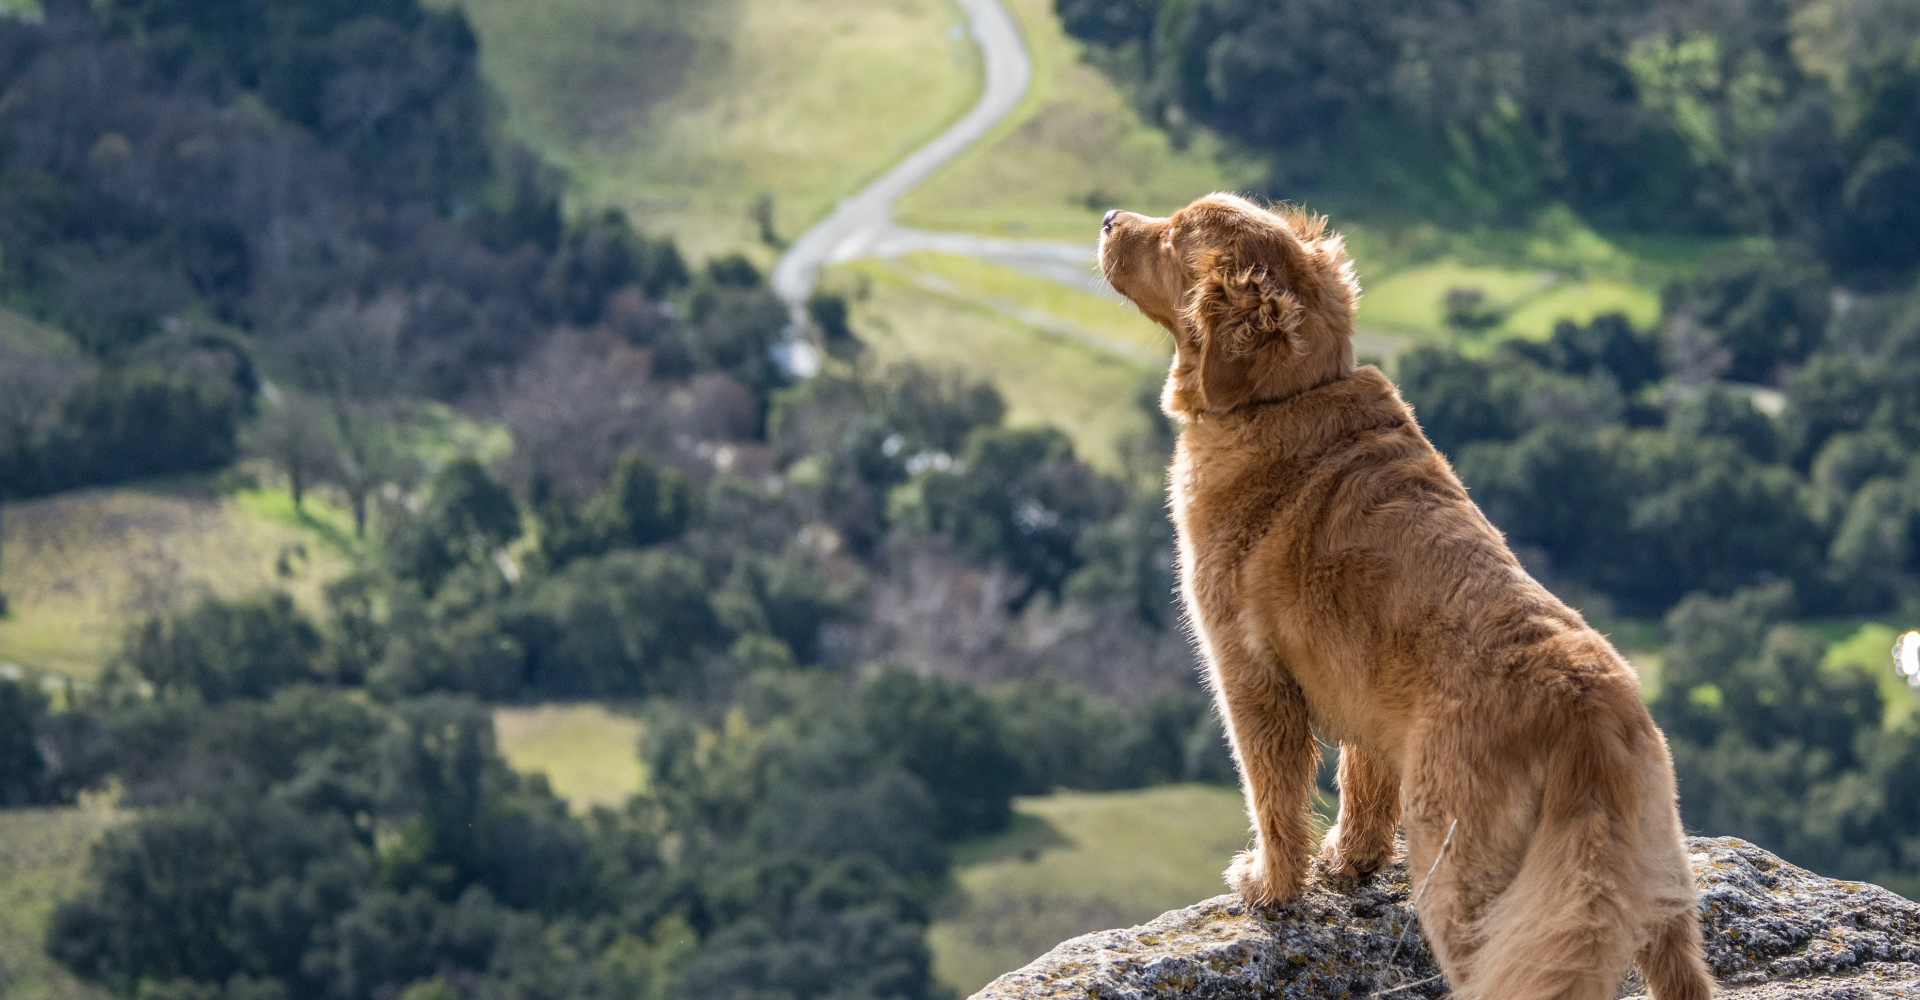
[1099,193,1360,418]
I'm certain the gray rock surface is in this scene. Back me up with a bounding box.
[971,838,1920,1000]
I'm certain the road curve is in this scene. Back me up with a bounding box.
[770,0,1031,374]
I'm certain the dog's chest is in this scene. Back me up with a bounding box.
[1169,446,1318,639]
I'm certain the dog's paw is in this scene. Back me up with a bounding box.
[1225,849,1302,907]
[1317,825,1396,879]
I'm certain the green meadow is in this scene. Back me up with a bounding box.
[0,484,355,683]
[926,785,1258,995]
[830,257,1160,473]
[0,807,120,1000]
[493,703,648,811]
[452,0,981,264]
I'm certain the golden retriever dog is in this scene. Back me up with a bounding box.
[1098,194,1711,1000]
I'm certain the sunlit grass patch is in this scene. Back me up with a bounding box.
[1359,262,1548,339]
[897,0,1260,240]
[409,401,516,471]
[1358,260,1659,349]
[928,785,1250,995]
[835,258,1157,473]
[494,703,647,811]
[1337,206,1750,347]
[896,252,1172,360]
[232,486,364,559]
[0,484,353,681]
[455,0,981,263]
[0,806,120,1000]
[1819,621,1920,728]
[1499,280,1660,340]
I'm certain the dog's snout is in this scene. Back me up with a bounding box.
[1102,208,1121,232]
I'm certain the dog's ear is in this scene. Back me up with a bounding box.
[1186,260,1305,412]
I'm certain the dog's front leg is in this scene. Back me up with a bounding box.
[1215,660,1318,906]
[1320,743,1401,878]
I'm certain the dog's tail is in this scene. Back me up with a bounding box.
[1464,712,1710,1000]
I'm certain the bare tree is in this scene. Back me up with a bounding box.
[486,330,666,501]
[289,296,409,537]
[857,534,1196,703]
[245,389,336,515]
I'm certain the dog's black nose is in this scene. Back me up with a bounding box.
[1102,208,1121,231]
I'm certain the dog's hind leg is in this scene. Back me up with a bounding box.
[1634,757,1713,1000]
[1321,743,1400,878]
[1637,908,1711,1000]
[1215,662,1319,905]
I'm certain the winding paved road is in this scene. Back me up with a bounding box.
[769,0,1415,373]
[769,0,1034,373]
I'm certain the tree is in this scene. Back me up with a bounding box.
[588,452,695,551]
[0,674,49,805]
[1663,248,1831,384]
[0,338,86,607]
[495,332,667,503]
[539,209,685,326]
[287,298,413,537]
[1394,347,1520,456]
[123,592,321,703]
[686,257,790,411]
[245,391,335,515]
[857,670,1021,837]
[388,458,522,595]
[512,550,723,697]
[1509,313,1664,397]
[908,426,1122,605]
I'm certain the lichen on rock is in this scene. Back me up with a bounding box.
[971,838,1920,1000]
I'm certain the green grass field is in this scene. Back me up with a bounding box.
[1340,211,1729,349]
[928,785,1256,995]
[0,807,119,1000]
[454,0,980,264]
[494,703,647,811]
[833,257,1160,472]
[0,483,355,682]
[1819,620,1920,728]
[895,252,1171,360]
[1356,261,1661,350]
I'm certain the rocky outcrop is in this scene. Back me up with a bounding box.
[972,838,1920,1000]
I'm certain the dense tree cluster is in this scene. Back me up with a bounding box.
[0,0,704,499]
[0,327,1226,998]
[25,683,948,1000]
[1059,0,1920,277]
[1396,267,1920,616]
[1650,584,1920,899]
[0,595,1227,1000]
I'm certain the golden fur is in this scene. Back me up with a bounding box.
[1098,195,1712,1000]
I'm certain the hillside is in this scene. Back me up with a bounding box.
[453,0,981,264]
[928,785,1257,995]
[448,0,1731,469]
[0,486,353,682]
